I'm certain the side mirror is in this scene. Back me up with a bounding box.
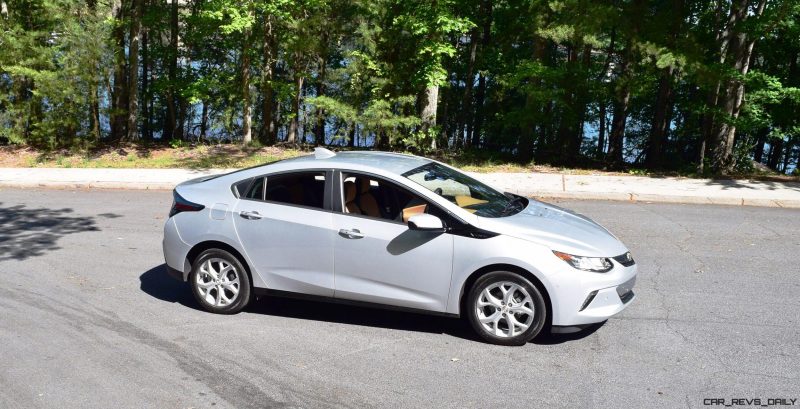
[408,214,446,232]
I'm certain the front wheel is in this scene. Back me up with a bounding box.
[466,271,547,346]
[190,249,251,314]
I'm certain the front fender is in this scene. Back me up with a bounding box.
[447,235,563,321]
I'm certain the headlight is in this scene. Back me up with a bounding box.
[553,251,613,273]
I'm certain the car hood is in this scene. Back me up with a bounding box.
[478,199,628,257]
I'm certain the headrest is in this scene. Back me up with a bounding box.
[344,181,357,202]
[357,178,371,194]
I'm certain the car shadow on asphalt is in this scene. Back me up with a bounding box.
[139,264,199,310]
[139,264,602,345]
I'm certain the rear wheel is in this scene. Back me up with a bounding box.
[190,249,251,314]
[466,271,547,346]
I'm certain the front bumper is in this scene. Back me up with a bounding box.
[551,262,638,326]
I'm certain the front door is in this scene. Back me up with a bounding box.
[233,171,335,297]
[332,172,454,312]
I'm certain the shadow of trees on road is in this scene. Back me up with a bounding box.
[0,203,100,261]
[704,177,800,192]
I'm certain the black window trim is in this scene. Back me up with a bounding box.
[235,168,334,213]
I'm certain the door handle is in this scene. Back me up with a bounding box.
[338,228,364,239]
[239,211,263,220]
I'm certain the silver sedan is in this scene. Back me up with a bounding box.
[163,148,637,345]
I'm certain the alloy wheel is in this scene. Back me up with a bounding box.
[195,257,241,307]
[475,281,535,338]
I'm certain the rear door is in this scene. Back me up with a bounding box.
[233,170,335,296]
[332,171,454,312]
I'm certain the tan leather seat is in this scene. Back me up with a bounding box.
[356,178,381,218]
[344,181,360,214]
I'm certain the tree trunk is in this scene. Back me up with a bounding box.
[348,125,357,147]
[90,83,100,140]
[141,24,149,141]
[767,137,783,170]
[258,16,275,145]
[314,57,327,146]
[607,0,644,167]
[422,85,439,150]
[645,67,675,168]
[596,28,616,159]
[457,30,478,149]
[377,130,389,150]
[597,101,606,158]
[710,0,768,173]
[87,0,101,141]
[753,127,768,163]
[571,44,592,162]
[287,74,304,145]
[607,40,633,166]
[111,0,127,141]
[557,45,584,163]
[645,0,681,169]
[516,38,547,164]
[272,101,281,143]
[471,0,492,148]
[200,101,208,142]
[241,12,253,145]
[781,141,794,173]
[165,0,178,141]
[126,0,142,141]
[698,0,730,173]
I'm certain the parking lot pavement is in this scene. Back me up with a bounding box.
[0,188,798,409]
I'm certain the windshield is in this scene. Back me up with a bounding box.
[402,163,526,218]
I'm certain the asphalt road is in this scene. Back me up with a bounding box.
[0,189,798,409]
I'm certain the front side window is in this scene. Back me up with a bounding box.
[402,163,526,218]
[341,173,435,224]
[260,171,326,209]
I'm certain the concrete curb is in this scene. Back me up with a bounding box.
[2,167,800,209]
[0,181,178,190]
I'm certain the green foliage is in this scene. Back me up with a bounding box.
[0,0,798,175]
[309,94,421,146]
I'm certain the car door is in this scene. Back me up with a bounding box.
[332,171,454,312]
[233,170,335,297]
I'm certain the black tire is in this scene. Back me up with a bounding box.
[466,271,547,346]
[189,248,251,314]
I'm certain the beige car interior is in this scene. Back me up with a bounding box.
[343,176,428,223]
[454,195,488,214]
[401,204,427,223]
[343,178,381,218]
[344,181,360,214]
[356,178,381,218]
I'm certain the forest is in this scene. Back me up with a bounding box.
[1,0,799,175]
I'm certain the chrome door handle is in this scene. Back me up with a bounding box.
[239,211,263,220]
[338,228,364,239]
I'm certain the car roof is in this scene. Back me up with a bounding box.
[274,150,433,175]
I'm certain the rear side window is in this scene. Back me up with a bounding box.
[265,172,326,209]
[243,177,265,200]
